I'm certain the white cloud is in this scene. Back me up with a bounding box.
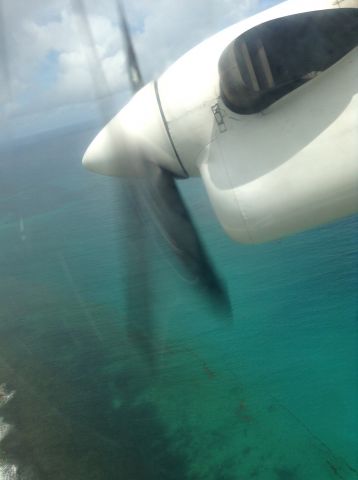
[0,0,281,140]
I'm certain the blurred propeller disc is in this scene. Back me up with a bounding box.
[74,0,231,364]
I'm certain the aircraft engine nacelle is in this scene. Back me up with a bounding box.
[156,0,358,243]
[83,0,358,244]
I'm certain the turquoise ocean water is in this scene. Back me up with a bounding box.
[0,126,357,479]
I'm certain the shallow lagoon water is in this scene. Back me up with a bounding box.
[0,126,357,479]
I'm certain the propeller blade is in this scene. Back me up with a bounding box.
[142,161,231,313]
[116,0,143,93]
[71,0,156,363]
[115,1,160,361]
[123,184,156,365]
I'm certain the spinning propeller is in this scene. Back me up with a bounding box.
[74,0,231,361]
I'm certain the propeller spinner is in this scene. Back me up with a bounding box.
[83,82,185,178]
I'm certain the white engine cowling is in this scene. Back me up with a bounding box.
[157,0,358,243]
[199,48,358,243]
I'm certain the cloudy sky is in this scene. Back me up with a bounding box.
[0,0,281,141]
